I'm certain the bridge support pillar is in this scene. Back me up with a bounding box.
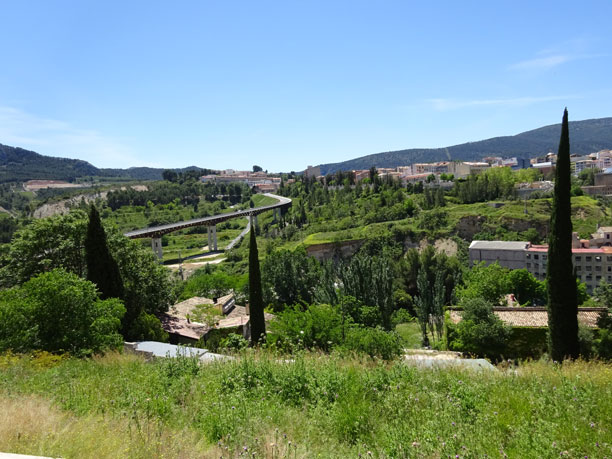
[151,237,163,262]
[208,225,218,251]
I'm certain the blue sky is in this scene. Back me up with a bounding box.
[1,1,611,172]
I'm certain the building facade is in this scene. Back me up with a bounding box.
[469,238,612,293]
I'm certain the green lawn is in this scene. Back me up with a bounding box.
[395,322,424,349]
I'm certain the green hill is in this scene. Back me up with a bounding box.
[0,143,206,183]
[319,117,612,174]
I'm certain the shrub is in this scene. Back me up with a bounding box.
[128,311,168,342]
[0,269,125,356]
[270,304,345,352]
[595,329,612,360]
[391,308,414,327]
[220,333,248,351]
[341,326,403,360]
[450,298,511,360]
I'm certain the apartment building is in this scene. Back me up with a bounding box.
[469,234,612,293]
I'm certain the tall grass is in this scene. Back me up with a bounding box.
[1,351,611,458]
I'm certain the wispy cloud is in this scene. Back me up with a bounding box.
[427,95,577,112]
[0,106,142,168]
[509,54,571,71]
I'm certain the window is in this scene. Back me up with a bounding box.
[608,276,611,282]
[575,256,582,262]
[534,254,539,260]
[586,274,593,280]
[576,266,582,271]
[607,234,610,239]
[586,256,592,262]
[596,256,602,262]
[597,276,602,281]
[526,253,531,259]
[596,266,602,272]
[586,266,592,272]
[607,256,612,262]
[608,266,611,272]
[526,262,531,268]
[543,255,548,260]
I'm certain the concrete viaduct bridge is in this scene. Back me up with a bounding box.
[124,193,292,260]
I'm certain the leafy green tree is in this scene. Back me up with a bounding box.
[262,247,322,309]
[0,211,87,287]
[451,297,511,359]
[506,269,547,305]
[338,253,394,330]
[414,268,445,345]
[456,262,510,305]
[0,269,125,356]
[547,109,580,361]
[0,211,176,340]
[400,246,462,306]
[248,226,266,344]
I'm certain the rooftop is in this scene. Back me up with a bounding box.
[469,240,530,251]
[449,307,605,328]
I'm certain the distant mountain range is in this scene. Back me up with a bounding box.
[0,143,204,183]
[319,117,612,175]
[3,116,612,182]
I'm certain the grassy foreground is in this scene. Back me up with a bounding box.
[1,352,611,458]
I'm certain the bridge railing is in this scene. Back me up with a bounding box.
[124,193,291,239]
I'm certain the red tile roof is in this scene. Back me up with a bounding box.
[449,307,605,328]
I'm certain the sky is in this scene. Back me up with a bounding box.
[1,1,611,172]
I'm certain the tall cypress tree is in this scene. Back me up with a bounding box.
[547,108,579,360]
[248,221,266,344]
[85,205,128,327]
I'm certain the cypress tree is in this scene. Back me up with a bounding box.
[85,205,128,328]
[248,221,266,344]
[547,108,579,360]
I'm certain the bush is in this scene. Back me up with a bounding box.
[341,326,403,360]
[391,308,414,327]
[270,304,345,352]
[0,269,125,356]
[595,328,612,360]
[578,325,594,359]
[220,333,248,351]
[128,311,168,342]
[504,327,548,359]
[450,298,511,360]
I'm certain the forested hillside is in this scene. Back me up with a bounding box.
[0,143,209,183]
[320,117,612,174]
[0,144,99,183]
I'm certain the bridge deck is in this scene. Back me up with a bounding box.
[123,193,291,239]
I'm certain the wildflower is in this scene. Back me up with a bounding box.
[232,406,236,410]
[590,422,595,428]
[412,441,420,447]
[451,422,456,426]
